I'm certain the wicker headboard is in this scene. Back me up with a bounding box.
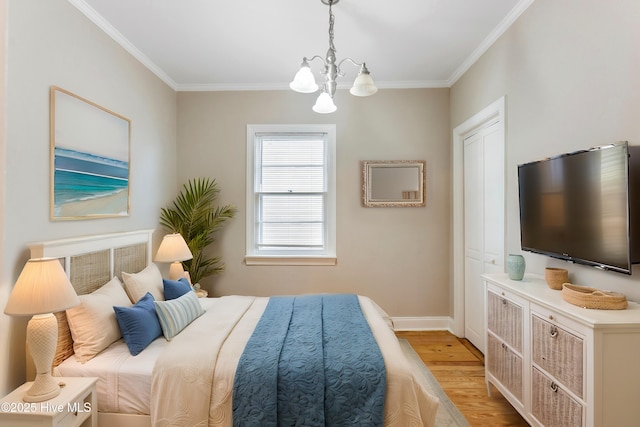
[26,230,154,374]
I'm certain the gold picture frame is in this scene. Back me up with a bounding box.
[361,160,426,207]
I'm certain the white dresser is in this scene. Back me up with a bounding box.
[483,273,640,427]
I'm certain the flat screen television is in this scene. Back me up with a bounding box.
[518,142,640,275]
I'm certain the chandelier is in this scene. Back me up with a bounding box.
[289,0,378,114]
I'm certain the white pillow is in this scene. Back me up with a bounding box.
[121,263,164,303]
[154,291,204,340]
[66,276,132,363]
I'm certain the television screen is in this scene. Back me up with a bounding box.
[518,142,639,274]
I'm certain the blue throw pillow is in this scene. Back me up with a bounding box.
[163,277,192,300]
[113,292,162,355]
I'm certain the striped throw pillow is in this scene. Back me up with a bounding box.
[154,291,204,340]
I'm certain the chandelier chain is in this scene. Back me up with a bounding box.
[328,0,336,52]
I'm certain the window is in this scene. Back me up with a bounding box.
[246,124,336,265]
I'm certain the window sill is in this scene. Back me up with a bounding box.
[244,255,337,266]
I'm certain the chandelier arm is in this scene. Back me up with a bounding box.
[304,55,328,67]
[337,57,365,70]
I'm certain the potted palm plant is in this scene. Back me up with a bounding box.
[159,177,236,285]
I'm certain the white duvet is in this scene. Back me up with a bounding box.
[57,295,439,426]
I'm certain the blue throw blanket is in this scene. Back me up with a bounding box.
[232,294,386,426]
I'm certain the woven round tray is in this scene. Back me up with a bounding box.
[561,283,628,310]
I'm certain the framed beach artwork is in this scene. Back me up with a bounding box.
[50,86,131,220]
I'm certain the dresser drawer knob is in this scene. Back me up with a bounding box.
[502,298,507,305]
[550,325,558,338]
[550,382,559,392]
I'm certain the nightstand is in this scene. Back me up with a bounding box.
[0,377,97,427]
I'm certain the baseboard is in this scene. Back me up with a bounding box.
[391,316,453,332]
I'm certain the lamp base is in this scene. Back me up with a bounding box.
[23,373,61,402]
[24,314,61,402]
[169,261,186,281]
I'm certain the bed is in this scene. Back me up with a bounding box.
[27,230,439,427]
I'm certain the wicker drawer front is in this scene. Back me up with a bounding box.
[532,367,583,427]
[487,291,523,352]
[487,334,523,402]
[532,315,584,398]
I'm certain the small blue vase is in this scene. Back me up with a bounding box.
[507,254,526,280]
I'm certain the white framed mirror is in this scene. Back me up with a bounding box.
[361,160,426,207]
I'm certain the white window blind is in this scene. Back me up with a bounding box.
[257,136,326,250]
[246,125,336,265]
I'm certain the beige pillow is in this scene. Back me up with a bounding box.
[122,263,164,303]
[66,276,132,363]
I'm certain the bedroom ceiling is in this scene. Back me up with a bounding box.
[72,0,532,91]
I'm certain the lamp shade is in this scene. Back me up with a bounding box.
[290,61,319,93]
[4,258,80,316]
[154,233,193,263]
[349,69,378,97]
[312,92,337,114]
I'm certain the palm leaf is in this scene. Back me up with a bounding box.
[159,177,236,284]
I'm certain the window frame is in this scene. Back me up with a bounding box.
[245,124,336,266]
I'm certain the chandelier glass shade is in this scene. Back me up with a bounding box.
[289,60,319,93]
[290,0,377,113]
[312,91,337,114]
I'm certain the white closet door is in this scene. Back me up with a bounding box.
[464,133,484,351]
[482,125,505,272]
[463,121,504,353]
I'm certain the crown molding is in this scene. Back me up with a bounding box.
[372,80,451,90]
[447,0,535,86]
[177,82,289,92]
[67,0,178,90]
[176,80,450,92]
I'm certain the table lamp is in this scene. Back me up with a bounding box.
[154,233,193,280]
[4,257,80,402]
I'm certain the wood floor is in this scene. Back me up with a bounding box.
[396,330,529,427]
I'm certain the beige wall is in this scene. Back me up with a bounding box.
[176,88,451,318]
[1,0,177,394]
[451,0,640,301]
[0,0,8,399]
